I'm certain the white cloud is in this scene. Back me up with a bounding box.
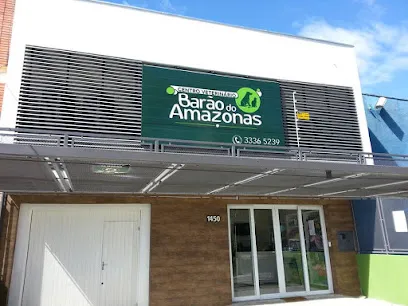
[354,0,385,19]
[159,0,186,14]
[298,20,408,86]
[122,0,148,8]
[356,0,376,6]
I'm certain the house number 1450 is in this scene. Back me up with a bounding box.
[207,215,221,223]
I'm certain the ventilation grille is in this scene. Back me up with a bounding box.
[17,46,363,152]
[280,81,362,151]
[17,46,142,136]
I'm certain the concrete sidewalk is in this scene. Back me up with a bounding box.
[230,295,402,306]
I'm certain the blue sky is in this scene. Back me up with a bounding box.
[108,0,408,99]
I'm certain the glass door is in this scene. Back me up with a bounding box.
[254,209,280,295]
[228,206,332,302]
[279,209,306,293]
[229,209,256,298]
[300,209,330,292]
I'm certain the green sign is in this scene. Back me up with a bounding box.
[141,65,285,146]
[91,164,131,174]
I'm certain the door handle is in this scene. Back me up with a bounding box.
[102,261,108,270]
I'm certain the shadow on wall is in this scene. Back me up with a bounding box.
[22,216,101,306]
[0,283,6,306]
[379,109,405,141]
[353,199,375,300]
[357,253,370,298]
[368,129,398,167]
[352,199,383,254]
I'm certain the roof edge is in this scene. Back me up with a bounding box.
[78,0,355,49]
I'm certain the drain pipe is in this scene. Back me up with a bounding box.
[292,91,300,148]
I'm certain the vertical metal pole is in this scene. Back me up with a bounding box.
[292,91,300,148]
[319,206,334,293]
[377,198,390,254]
[63,134,68,147]
[273,208,286,294]
[249,208,260,297]
[298,208,311,292]
[228,209,236,299]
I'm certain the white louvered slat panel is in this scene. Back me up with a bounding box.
[17,45,363,153]
[279,80,362,151]
[22,66,141,83]
[17,46,142,137]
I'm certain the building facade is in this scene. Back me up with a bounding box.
[363,94,408,166]
[1,0,408,306]
[351,94,408,305]
[0,0,16,113]
[0,0,16,302]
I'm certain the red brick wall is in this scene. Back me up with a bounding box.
[0,0,16,112]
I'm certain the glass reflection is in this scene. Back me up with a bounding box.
[230,209,255,297]
[302,210,328,291]
[279,209,305,292]
[254,209,279,294]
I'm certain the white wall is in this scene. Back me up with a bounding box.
[1,0,372,153]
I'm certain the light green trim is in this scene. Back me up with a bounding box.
[357,254,408,305]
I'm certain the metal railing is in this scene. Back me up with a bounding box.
[0,128,407,166]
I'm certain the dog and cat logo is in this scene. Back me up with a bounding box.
[235,87,262,114]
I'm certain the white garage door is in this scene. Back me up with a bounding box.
[18,206,142,306]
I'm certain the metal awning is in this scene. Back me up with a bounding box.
[1,129,408,198]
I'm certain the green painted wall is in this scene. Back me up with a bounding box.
[357,254,408,305]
